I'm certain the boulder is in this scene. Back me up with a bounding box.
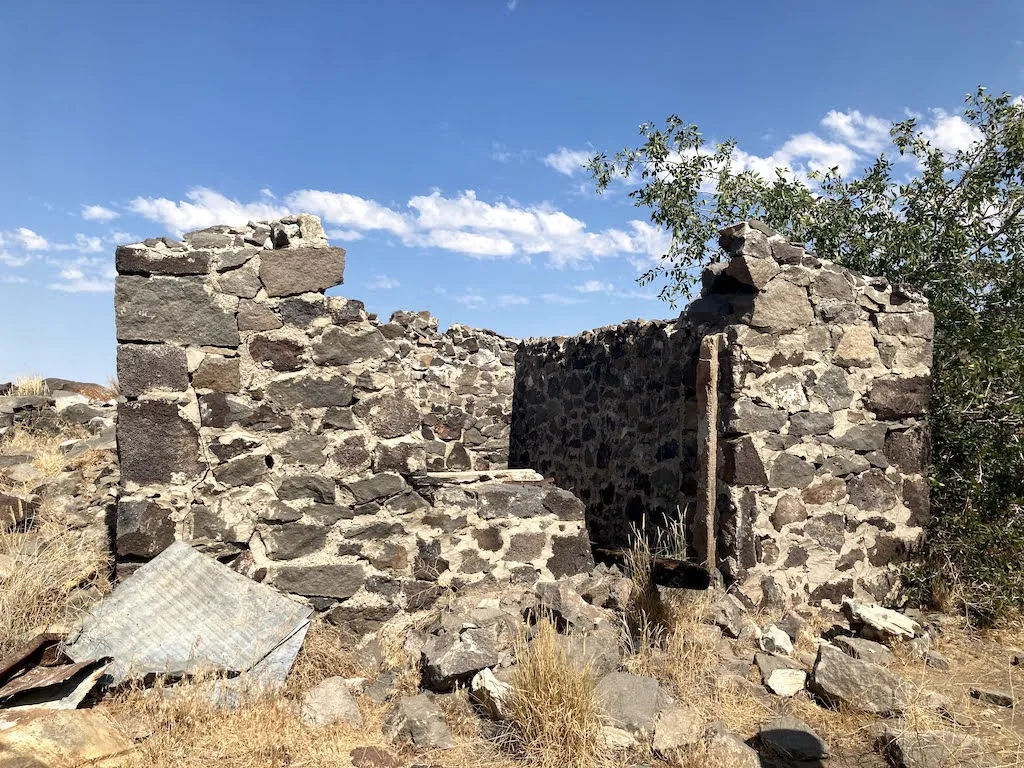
[422,627,501,691]
[758,625,793,656]
[301,677,364,728]
[469,667,512,720]
[755,653,806,697]
[810,643,912,715]
[383,694,455,749]
[595,672,669,734]
[712,594,746,639]
[651,704,701,756]
[703,721,761,768]
[878,724,986,768]
[833,635,895,666]
[969,687,1014,708]
[843,600,921,640]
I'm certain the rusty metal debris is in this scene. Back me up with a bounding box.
[0,632,109,711]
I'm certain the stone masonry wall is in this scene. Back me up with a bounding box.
[708,222,933,609]
[509,320,706,553]
[112,215,578,634]
[511,221,933,609]
[114,213,933,614]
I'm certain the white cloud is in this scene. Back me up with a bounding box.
[368,274,400,290]
[15,228,48,251]
[326,229,365,242]
[820,110,891,154]
[576,279,613,293]
[47,256,116,293]
[507,0,518,9]
[920,109,982,154]
[542,292,583,305]
[497,294,530,306]
[81,204,119,222]
[53,233,104,253]
[0,275,28,285]
[422,228,517,257]
[456,293,485,308]
[0,251,31,267]
[543,147,592,177]
[128,187,285,234]
[287,189,412,237]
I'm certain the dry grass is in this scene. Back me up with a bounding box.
[9,375,46,396]
[499,617,608,768]
[0,505,111,658]
[110,680,389,768]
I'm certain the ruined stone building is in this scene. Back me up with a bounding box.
[113,215,932,631]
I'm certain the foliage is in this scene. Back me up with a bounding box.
[590,88,1024,624]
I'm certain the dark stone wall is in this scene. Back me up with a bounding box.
[509,319,705,552]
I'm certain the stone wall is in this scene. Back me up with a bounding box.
[113,215,553,631]
[509,320,706,554]
[511,221,933,609]
[708,222,932,608]
[113,214,934,613]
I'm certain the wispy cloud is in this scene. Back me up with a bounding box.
[543,147,592,177]
[47,256,116,293]
[575,279,613,293]
[456,293,486,308]
[497,294,530,306]
[14,228,49,251]
[542,292,583,305]
[368,274,399,290]
[127,186,666,268]
[81,204,119,222]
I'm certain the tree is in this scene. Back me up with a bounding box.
[590,88,1024,624]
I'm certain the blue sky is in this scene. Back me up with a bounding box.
[2,1,1022,383]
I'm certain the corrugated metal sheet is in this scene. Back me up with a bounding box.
[66,541,312,689]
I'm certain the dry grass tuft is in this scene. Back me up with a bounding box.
[110,679,385,768]
[284,619,361,695]
[500,617,608,768]
[9,375,46,396]
[0,511,111,657]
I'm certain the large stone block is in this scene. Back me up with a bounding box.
[353,392,420,438]
[266,373,353,409]
[115,275,239,347]
[866,376,930,419]
[116,498,176,558]
[313,325,388,365]
[116,344,189,397]
[259,246,346,297]
[748,280,814,331]
[117,400,202,484]
[115,245,210,276]
[274,563,365,598]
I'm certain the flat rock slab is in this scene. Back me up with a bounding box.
[301,676,364,728]
[811,643,912,715]
[970,687,1014,708]
[0,708,133,766]
[383,694,456,749]
[844,600,921,640]
[595,671,670,734]
[879,724,987,768]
